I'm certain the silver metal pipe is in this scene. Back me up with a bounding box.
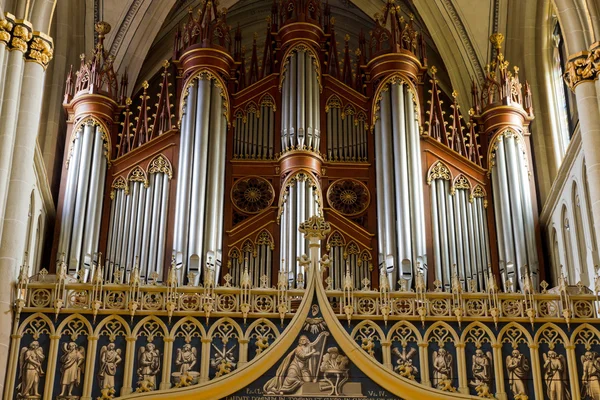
[125,181,141,272]
[505,136,527,280]
[243,112,249,157]
[374,115,386,268]
[119,187,133,275]
[313,59,320,151]
[280,201,288,272]
[268,108,274,158]
[453,190,466,282]
[174,83,197,255]
[465,197,478,284]
[204,85,223,257]
[445,181,458,272]
[298,50,306,148]
[148,173,163,277]
[458,190,471,281]
[69,123,96,270]
[470,191,484,289]
[105,185,117,264]
[82,130,105,270]
[289,53,297,148]
[189,78,211,266]
[213,114,228,283]
[90,155,107,261]
[108,190,123,268]
[517,141,539,282]
[258,107,265,159]
[306,54,313,150]
[140,175,155,279]
[495,137,516,290]
[436,179,450,287]
[380,91,398,278]
[491,168,507,282]
[391,84,410,274]
[332,108,338,160]
[326,109,333,159]
[476,197,490,287]
[297,179,306,263]
[133,181,147,263]
[58,132,82,257]
[281,61,289,151]
[115,191,130,277]
[407,89,426,261]
[288,183,296,282]
[155,174,170,278]
[430,182,442,284]
[352,116,358,160]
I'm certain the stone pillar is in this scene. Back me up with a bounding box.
[564,46,600,254]
[0,16,52,394]
[491,343,507,400]
[121,335,136,395]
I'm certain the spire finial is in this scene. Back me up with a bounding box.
[490,32,504,51]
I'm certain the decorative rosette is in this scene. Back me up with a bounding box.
[327,178,370,216]
[231,176,275,214]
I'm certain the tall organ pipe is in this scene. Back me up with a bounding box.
[430,182,442,282]
[518,146,538,282]
[125,181,140,272]
[148,174,163,277]
[306,55,314,150]
[289,53,297,148]
[453,191,466,283]
[155,174,170,278]
[140,176,155,279]
[495,138,516,288]
[445,182,458,273]
[69,124,95,269]
[81,131,104,273]
[58,134,82,258]
[204,84,223,257]
[213,112,228,282]
[298,51,306,148]
[505,136,527,272]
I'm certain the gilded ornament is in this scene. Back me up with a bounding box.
[327,178,370,216]
[148,155,173,179]
[28,34,54,69]
[11,23,32,53]
[0,18,13,44]
[427,161,451,184]
[231,176,275,214]
[298,215,331,240]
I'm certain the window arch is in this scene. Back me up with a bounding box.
[551,16,579,157]
[561,205,576,282]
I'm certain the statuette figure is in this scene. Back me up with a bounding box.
[543,350,571,400]
[432,348,455,392]
[98,343,122,394]
[581,351,600,400]
[136,343,161,392]
[319,347,350,396]
[172,344,199,386]
[506,349,530,399]
[470,349,493,397]
[392,347,418,380]
[211,344,237,378]
[17,341,45,399]
[263,332,329,395]
[58,342,86,399]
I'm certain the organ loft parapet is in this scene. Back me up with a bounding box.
[5,0,591,399]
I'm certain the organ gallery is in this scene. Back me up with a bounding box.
[2,0,600,399]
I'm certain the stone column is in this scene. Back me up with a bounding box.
[0,20,52,394]
[565,47,600,249]
[121,335,136,395]
[491,343,507,400]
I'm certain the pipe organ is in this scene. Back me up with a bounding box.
[49,0,543,301]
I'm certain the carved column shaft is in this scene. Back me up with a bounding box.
[455,342,468,394]
[418,342,430,387]
[2,333,22,400]
[43,334,61,399]
[492,344,507,400]
[529,344,544,399]
[81,335,99,399]
[161,337,174,390]
[121,336,136,396]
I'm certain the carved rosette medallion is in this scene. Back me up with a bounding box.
[326,179,370,216]
[231,176,275,214]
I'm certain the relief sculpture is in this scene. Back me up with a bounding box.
[581,351,600,400]
[17,341,45,400]
[543,351,571,400]
[506,349,530,400]
[58,342,86,399]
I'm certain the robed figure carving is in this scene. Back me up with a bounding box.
[581,351,600,400]
[58,342,86,398]
[263,332,329,395]
[543,351,571,400]
[432,348,455,391]
[98,343,122,390]
[506,349,529,398]
[17,341,45,399]
[137,343,161,390]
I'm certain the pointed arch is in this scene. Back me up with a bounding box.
[372,73,421,128]
[533,322,571,346]
[460,321,498,345]
[279,42,322,92]
[93,315,132,338]
[56,313,93,338]
[147,154,173,179]
[497,322,534,346]
[169,316,207,341]
[132,315,169,339]
[387,320,423,343]
[17,312,56,336]
[427,160,453,185]
[207,317,244,339]
[179,69,231,127]
[325,94,343,113]
[243,318,280,341]
[424,321,460,345]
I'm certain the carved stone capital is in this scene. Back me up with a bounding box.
[9,19,33,53]
[0,15,14,45]
[298,215,331,240]
[564,50,597,90]
[26,31,54,69]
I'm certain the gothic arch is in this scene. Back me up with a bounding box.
[93,315,132,338]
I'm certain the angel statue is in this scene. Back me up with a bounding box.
[470,349,493,397]
[98,343,122,391]
[58,342,86,398]
[17,341,45,399]
[432,348,455,392]
[506,349,530,399]
[175,344,197,374]
[581,351,600,399]
[392,347,418,380]
[543,350,571,400]
[263,332,330,395]
[137,343,161,391]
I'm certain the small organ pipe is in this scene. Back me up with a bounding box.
[288,184,296,281]
[268,108,274,158]
[313,61,320,151]
[115,192,130,275]
[280,202,287,272]
[289,53,297,148]
[281,62,289,150]
[140,176,155,280]
[306,54,313,150]
[156,174,170,278]
[332,109,338,159]
[90,157,106,261]
[133,182,147,265]
[408,90,426,262]
[476,198,490,285]
[453,191,466,283]
[430,182,442,283]
[125,181,140,272]
[326,110,333,159]
[214,114,228,282]
[298,51,306,148]
[459,190,471,281]
[470,195,484,288]
[69,123,95,269]
[445,182,458,271]
[465,198,477,282]
[258,107,265,158]
[108,190,123,268]
[148,173,163,277]
[105,189,117,265]
[517,142,538,280]
[120,190,133,274]
[436,179,450,286]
